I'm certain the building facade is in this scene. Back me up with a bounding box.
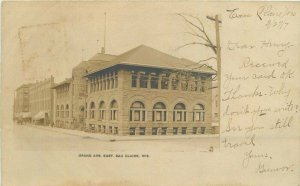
[53,78,72,128]
[84,45,216,136]
[52,53,117,130]
[29,76,55,125]
[14,84,31,121]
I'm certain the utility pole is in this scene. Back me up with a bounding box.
[207,15,221,137]
[101,12,107,54]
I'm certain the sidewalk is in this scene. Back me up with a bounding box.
[27,124,219,142]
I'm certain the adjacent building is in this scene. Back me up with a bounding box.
[52,52,117,130]
[84,45,216,136]
[29,76,55,125]
[14,84,31,122]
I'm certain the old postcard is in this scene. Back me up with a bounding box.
[1,1,299,186]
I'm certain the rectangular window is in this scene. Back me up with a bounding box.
[140,73,148,88]
[114,127,118,134]
[131,74,137,87]
[152,128,158,135]
[201,127,206,134]
[109,126,113,133]
[134,111,140,121]
[130,127,136,135]
[181,80,188,91]
[161,127,167,135]
[151,75,158,89]
[176,112,182,121]
[103,125,106,133]
[171,78,178,90]
[140,127,146,135]
[161,77,169,89]
[192,127,197,134]
[173,127,178,135]
[156,111,162,121]
[182,127,187,135]
[195,112,201,121]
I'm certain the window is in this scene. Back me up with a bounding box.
[98,101,106,121]
[65,104,69,118]
[60,105,64,118]
[130,101,145,122]
[114,127,118,134]
[181,79,188,91]
[182,127,187,135]
[89,124,95,131]
[161,74,169,89]
[130,127,136,135]
[171,77,179,90]
[152,102,167,122]
[173,103,187,122]
[131,71,137,87]
[192,127,198,134]
[56,105,59,117]
[103,125,106,133]
[201,77,206,92]
[140,127,146,135]
[109,126,113,133]
[150,73,158,89]
[173,127,178,135]
[152,128,158,135]
[193,104,205,122]
[90,102,95,119]
[110,100,118,121]
[140,72,148,88]
[161,127,167,135]
[200,127,206,134]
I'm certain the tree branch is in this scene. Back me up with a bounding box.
[178,13,217,54]
[175,42,215,51]
[198,57,217,63]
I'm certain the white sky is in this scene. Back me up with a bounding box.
[2,1,220,89]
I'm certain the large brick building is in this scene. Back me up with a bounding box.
[84,45,216,136]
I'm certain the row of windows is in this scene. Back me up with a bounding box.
[87,100,205,122]
[129,127,206,135]
[56,104,70,118]
[86,125,206,135]
[131,71,207,92]
[56,85,70,98]
[89,72,118,93]
[89,124,118,134]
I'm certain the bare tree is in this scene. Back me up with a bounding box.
[176,13,217,64]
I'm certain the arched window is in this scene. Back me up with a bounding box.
[173,103,186,122]
[98,101,106,121]
[152,102,167,122]
[56,105,59,117]
[90,102,95,119]
[193,104,205,122]
[130,101,145,121]
[65,104,69,118]
[60,105,64,118]
[110,100,118,121]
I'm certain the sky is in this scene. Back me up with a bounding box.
[2,1,219,87]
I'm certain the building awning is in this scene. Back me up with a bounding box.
[33,111,46,120]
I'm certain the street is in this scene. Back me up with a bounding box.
[12,124,219,152]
